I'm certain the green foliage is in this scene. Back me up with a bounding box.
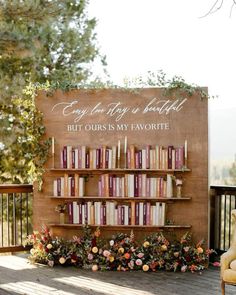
[0,82,51,186]
[25,225,214,272]
[0,0,105,184]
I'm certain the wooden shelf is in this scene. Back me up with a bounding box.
[49,168,191,174]
[49,196,191,202]
[49,224,191,229]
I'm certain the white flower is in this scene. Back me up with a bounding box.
[109,240,114,246]
[0,142,5,151]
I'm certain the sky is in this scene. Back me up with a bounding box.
[88,0,236,163]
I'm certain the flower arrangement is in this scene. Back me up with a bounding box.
[55,204,67,213]
[24,225,214,273]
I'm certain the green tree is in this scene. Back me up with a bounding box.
[0,0,105,184]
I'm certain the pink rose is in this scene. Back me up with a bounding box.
[135,259,143,266]
[88,253,93,260]
[103,250,111,258]
[137,253,144,258]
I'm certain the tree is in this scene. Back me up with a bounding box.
[0,0,106,184]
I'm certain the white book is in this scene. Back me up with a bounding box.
[139,202,144,226]
[128,174,134,197]
[114,207,118,225]
[68,177,72,196]
[72,201,79,224]
[159,203,166,226]
[141,174,146,197]
[110,202,115,225]
[79,177,84,196]
[67,146,72,169]
[87,202,91,224]
[108,149,112,169]
[53,180,57,197]
[112,146,117,168]
[96,201,101,225]
[155,145,159,169]
[166,174,173,198]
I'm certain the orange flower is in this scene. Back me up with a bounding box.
[161,244,167,251]
[124,252,130,259]
[92,264,98,271]
[118,247,124,254]
[197,247,203,254]
[142,264,149,271]
[92,246,98,253]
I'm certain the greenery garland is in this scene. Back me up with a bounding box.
[0,71,211,187]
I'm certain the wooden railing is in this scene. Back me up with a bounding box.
[210,185,236,253]
[0,184,33,253]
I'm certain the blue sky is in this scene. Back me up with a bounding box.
[88,0,236,163]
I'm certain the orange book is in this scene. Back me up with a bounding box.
[130,144,136,169]
[64,173,68,196]
[131,201,135,225]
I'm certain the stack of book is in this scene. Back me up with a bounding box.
[127,144,184,169]
[61,145,117,169]
[67,201,166,226]
[98,173,173,198]
[53,175,85,197]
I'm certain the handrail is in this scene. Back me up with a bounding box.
[0,184,33,193]
[210,185,236,252]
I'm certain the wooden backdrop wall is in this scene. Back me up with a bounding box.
[34,88,208,243]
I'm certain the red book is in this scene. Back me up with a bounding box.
[138,150,142,169]
[85,152,90,168]
[134,174,139,197]
[72,148,75,169]
[103,204,106,225]
[121,206,125,225]
[57,178,61,196]
[79,203,82,224]
[143,202,147,225]
[168,146,174,169]
[109,175,113,197]
[71,176,75,196]
[63,146,67,168]
[135,152,139,169]
[96,149,101,169]
[105,149,109,169]
[84,202,88,224]
[128,206,131,225]
[146,145,151,169]
[68,202,73,224]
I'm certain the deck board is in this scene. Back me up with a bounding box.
[0,254,234,295]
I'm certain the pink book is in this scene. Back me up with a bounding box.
[168,146,173,169]
[146,177,150,197]
[138,174,142,197]
[84,202,88,224]
[128,206,131,225]
[117,205,122,225]
[63,146,67,169]
[109,175,113,197]
[96,148,101,169]
[113,177,116,197]
[78,146,82,169]
[79,203,82,224]
[101,175,105,196]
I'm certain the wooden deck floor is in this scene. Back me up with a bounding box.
[0,254,235,295]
